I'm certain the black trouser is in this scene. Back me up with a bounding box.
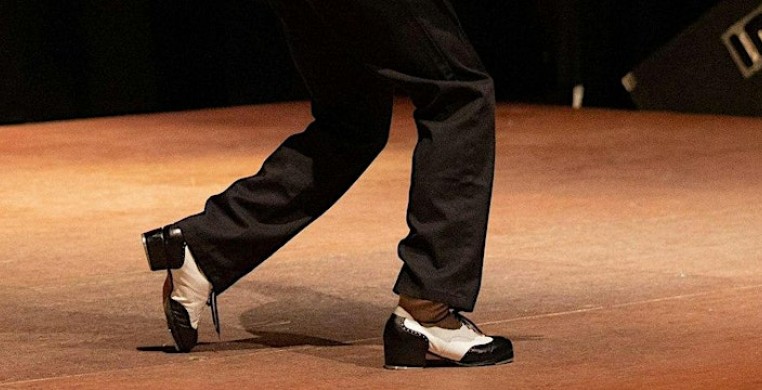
[176,0,495,312]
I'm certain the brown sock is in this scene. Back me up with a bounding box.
[398,295,462,330]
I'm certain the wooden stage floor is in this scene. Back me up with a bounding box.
[1,101,760,388]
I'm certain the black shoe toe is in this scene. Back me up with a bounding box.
[162,274,198,352]
[459,336,513,366]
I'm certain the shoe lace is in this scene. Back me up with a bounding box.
[452,311,485,335]
[207,292,221,337]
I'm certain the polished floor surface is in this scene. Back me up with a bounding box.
[1,101,760,388]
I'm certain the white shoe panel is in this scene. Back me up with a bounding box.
[393,306,494,362]
[171,247,212,329]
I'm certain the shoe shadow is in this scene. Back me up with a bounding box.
[204,331,350,352]
[235,281,388,367]
[136,332,348,354]
[136,345,183,353]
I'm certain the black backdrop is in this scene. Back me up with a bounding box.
[0,0,721,123]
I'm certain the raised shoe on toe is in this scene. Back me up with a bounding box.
[142,225,215,352]
[383,306,513,369]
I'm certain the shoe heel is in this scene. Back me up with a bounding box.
[383,315,429,369]
[143,228,169,271]
[142,226,185,271]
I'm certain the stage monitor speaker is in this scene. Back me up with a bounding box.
[623,0,762,117]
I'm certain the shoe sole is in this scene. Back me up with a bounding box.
[384,356,513,370]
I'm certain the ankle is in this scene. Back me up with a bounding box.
[398,295,461,330]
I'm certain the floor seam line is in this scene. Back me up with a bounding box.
[477,283,762,327]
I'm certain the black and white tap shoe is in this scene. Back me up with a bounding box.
[142,225,218,352]
[383,306,513,369]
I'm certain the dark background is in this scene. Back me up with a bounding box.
[0,0,722,123]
